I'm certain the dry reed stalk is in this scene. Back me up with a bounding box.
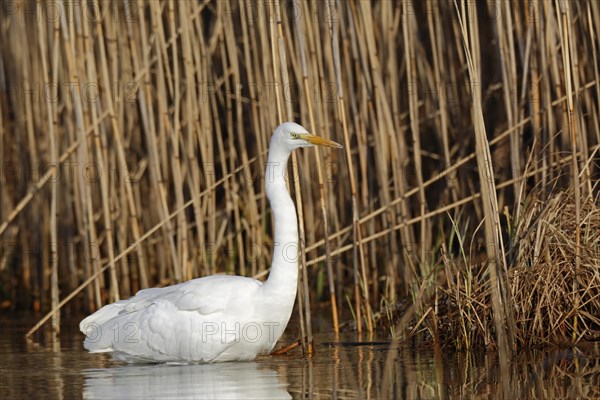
[0,69,4,284]
[303,0,334,311]
[19,13,39,309]
[426,1,459,204]
[331,0,372,334]
[0,74,3,240]
[190,6,215,278]
[528,4,544,191]
[294,4,339,333]
[375,2,402,305]
[85,12,122,303]
[315,0,340,312]
[588,2,600,151]
[60,1,121,304]
[270,0,314,353]
[36,5,59,334]
[454,0,513,357]
[402,0,429,269]
[210,76,233,278]
[94,10,149,290]
[557,2,582,340]
[240,0,267,274]
[220,20,247,279]
[178,2,202,280]
[167,0,189,282]
[225,6,261,279]
[366,0,416,300]
[131,0,180,283]
[495,2,522,197]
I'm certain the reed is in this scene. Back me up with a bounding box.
[0,1,598,349]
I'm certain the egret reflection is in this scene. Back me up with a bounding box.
[83,361,291,399]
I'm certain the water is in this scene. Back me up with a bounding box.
[1,318,599,399]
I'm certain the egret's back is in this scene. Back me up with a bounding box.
[80,275,289,363]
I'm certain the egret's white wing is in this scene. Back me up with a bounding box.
[80,286,166,335]
[81,275,263,362]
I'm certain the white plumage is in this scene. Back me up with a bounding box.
[80,122,342,363]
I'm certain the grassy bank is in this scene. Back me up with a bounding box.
[0,1,598,351]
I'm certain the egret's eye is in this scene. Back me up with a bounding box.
[290,132,302,140]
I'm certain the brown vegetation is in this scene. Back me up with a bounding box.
[0,1,598,351]
[438,187,600,349]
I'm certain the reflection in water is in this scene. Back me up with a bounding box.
[83,362,291,399]
[1,320,599,399]
[375,344,600,399]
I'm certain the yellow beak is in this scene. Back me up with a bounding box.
[301,133,343,148]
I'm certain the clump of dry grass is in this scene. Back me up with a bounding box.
[510,188,600,345]
[437,187,600,349]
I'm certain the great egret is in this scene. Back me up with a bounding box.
[80,122,342,363]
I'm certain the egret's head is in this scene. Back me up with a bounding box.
[272,122,342,152]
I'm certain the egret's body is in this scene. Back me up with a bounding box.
[80,122,341,363]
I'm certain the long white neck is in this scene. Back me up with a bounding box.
[262,141,298,305]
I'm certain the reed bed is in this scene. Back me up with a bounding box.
[0,1,598,350]
[438,187,600,349]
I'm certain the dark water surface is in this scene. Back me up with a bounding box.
[1,318,599,399]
